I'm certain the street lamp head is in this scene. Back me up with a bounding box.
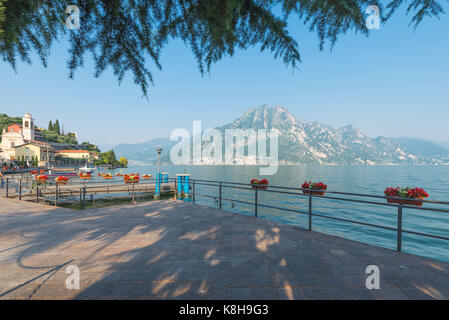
[156,148,163,155]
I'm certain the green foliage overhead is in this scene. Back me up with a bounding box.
[0,0,445,97]
[0,0,5,39]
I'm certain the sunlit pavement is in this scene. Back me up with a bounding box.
[0,198,448,300]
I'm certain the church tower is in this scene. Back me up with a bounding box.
[22,113,35,141]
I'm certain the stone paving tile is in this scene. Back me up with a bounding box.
[102,281,139,298]
[250,288,280,300]
[372,288,411,300]
[276,287,306,300]
[225,288,252,300]
[347,288,377,300]
[0,198,448,300]
[302,288,334,300]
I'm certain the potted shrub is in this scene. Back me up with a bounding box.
[142,174,152,179]
[55,176,69,185]
[251,178,269,190]
[102,173,113,180]
[384,187,429,207]
[302,181,328,196]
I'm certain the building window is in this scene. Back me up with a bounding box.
[25,121,29,128]
[10,142,15,148]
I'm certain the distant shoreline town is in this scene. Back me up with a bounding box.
[0,113,127,169]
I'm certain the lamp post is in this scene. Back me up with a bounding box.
[156,147,163,199]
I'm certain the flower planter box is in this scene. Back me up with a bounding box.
[302,189,326,196]
[125,180,139,184]
[56,182,68,185]
[302,181,327,196]
[251,179,269,190]
[386,198,424,207]
[36,180,47,184]
[80,177,91,180]
[384,187,428,207]
[251,183,268,190]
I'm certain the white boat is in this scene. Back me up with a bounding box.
[78,165,96,175]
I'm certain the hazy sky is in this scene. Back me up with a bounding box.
[1,5,448,149]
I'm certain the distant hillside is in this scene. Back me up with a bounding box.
[390,138,449,157]
[434,141,449,151]
[113,106,449,165]
[114,138,174,163]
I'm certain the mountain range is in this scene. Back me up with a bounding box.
[114,106,449,165]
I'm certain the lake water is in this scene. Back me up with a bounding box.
[105,165,449,263]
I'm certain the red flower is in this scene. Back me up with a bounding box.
[384,187,429,199]
[251,179,268,185]
[303,181,327,190]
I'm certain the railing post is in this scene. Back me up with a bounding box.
[255,188,258,218]
[192,180,196,204]
[397,204,403,252]
[19,178,22,200]
[132,182,135,204]
[44,182,47,204]
[55,182,59,207]
[6,178,8,198]
[219,182,222,210]
[308,194,312,231]
[82,187,86,210]
[36,182,39,203]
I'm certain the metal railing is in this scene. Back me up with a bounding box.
[2,177,177,209]
[188,179,449,253]
[3,175,448,254]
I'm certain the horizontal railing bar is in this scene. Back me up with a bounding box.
[196,191,399,232]
[309,212,398,232]
[194,181,449,214]
[192,190,448,242]
[401,229,449,242]
[194,193,255,207]
[195,191,397,231]
[255,202,309,216]
[191,179,449,205]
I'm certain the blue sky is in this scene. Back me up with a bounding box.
[1,5,448,150]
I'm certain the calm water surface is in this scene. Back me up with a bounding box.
[103,165,449,263]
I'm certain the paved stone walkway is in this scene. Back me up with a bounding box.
[0,198,448,300]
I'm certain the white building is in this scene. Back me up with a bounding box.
[0,113,36,162]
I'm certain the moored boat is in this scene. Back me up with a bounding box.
[48,168,79,177]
